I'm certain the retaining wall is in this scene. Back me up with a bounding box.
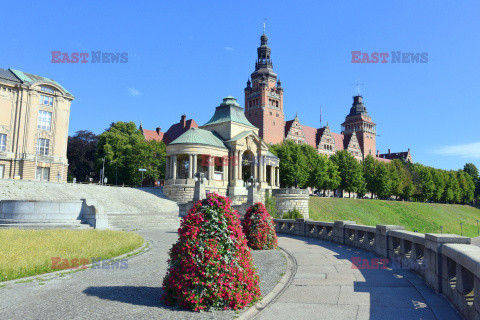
[272,188,309,219]
[274,218,479,320]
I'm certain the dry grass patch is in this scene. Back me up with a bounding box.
[0,229,143,282]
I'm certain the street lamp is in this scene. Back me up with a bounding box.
[440,226,443,234]
[460,223,463,236]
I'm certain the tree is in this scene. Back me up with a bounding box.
[67,130,98,182]
[270,140,308,188]
[322,157,341,196]
[362,155,377,198]
[96,121,166,186]
[373,162,391,199]
[330,150,364,197]
[432,169,446,202]
[464,163,480,199]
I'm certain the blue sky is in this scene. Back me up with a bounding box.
[1,1,479,171]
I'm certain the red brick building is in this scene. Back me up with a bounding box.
[243,31,411,163]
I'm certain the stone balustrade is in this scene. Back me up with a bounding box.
[274,218,479,320]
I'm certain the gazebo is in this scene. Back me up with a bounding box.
[163,96,280,205]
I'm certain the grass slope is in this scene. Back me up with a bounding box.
[309,197,480,238]
[0,229,143,282]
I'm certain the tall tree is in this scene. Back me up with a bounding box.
[330,150,364,197]
[96,121,166,186]
[322,156,341,195]
[362,155,377,198]
[67,130,98,182]
[463,163,480,199]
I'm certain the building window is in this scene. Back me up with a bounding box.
[0,164,4,179]
[37,138,50,156]
[36,167,50,181]
[41,86,54,93]
[40,95,53,106]
[0,134,6,151]
[38,111,52,131]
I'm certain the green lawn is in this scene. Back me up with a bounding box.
[0,229,144,282]
[309,197,480,238]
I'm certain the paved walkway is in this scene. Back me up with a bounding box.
[257,235,462,320]
[0,229,285,320]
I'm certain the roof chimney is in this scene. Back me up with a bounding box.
[376,150,379,157]
[388,149,391,154]
[156,127,161,135]
[180,114,186,128]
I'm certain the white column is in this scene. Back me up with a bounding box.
[188,154,193,179]
[262,156,267,182]
[207,156,212,181]
[276,167,280,186]
[172,155,177,180]
[192,154,197,176]
[270,165,274,186]
[232,152,237,181]
[223,156,228,182]
[238,150,243,181]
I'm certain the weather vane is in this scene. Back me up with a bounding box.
[263,18,267,34]
[352,80,364,96]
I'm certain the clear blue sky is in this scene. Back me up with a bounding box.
[1,1,479,171]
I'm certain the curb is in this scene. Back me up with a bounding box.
[239,246,298,319]
[0,238,150,286]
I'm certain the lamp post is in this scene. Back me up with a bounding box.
[460,223,463,236]
[440,226,443,234]
[477,220,479,235]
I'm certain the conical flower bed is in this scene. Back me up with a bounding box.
[161,193,260,311]
[243,202,278,250]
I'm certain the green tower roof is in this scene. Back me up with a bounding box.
[169,128,227,149]
[203,96,256,128]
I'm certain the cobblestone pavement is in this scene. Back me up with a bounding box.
[256,235,462,320]
[0,229,285,320]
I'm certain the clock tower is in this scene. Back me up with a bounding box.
[244,32,285,144]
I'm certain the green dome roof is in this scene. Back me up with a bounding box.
[169,128,227,149]
[203,96,256,128]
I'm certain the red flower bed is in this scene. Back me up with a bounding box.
[243,202,278,250]
[161,193,260,311]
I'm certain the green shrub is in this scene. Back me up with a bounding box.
[283,208,302,219]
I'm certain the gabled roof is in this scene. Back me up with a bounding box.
[284,120,294,136]
[331,132,345,151]
[300,124,318,148]
[143,129,164,142]
[170,128,227,149]
[163,118,198,145]
[226,130,254,143]
[203,96,255,128]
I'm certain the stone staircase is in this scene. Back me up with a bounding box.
[0,181,181,230]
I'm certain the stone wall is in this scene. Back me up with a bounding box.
[272,188,309,219]
[0,199,107,229]
[164,184,228,204]
[274,218,478,320]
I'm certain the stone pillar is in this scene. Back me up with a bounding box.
[262,156,267,182]
[192,154,197,176]
[222,156,228,182]
[188,154,193,179]
[258,156,262,182]
[276,167,280,186]
[270,165,274,186]
[232,152,237,181]
[193,172,206,201]
[424,233,471,292]
[238,150,243,182]
[333,220,356,244]
[172,155,177,180]
[254,157,258,181]
[165,156,170,179]
[207,156,212,181]
[374,225,405,257]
